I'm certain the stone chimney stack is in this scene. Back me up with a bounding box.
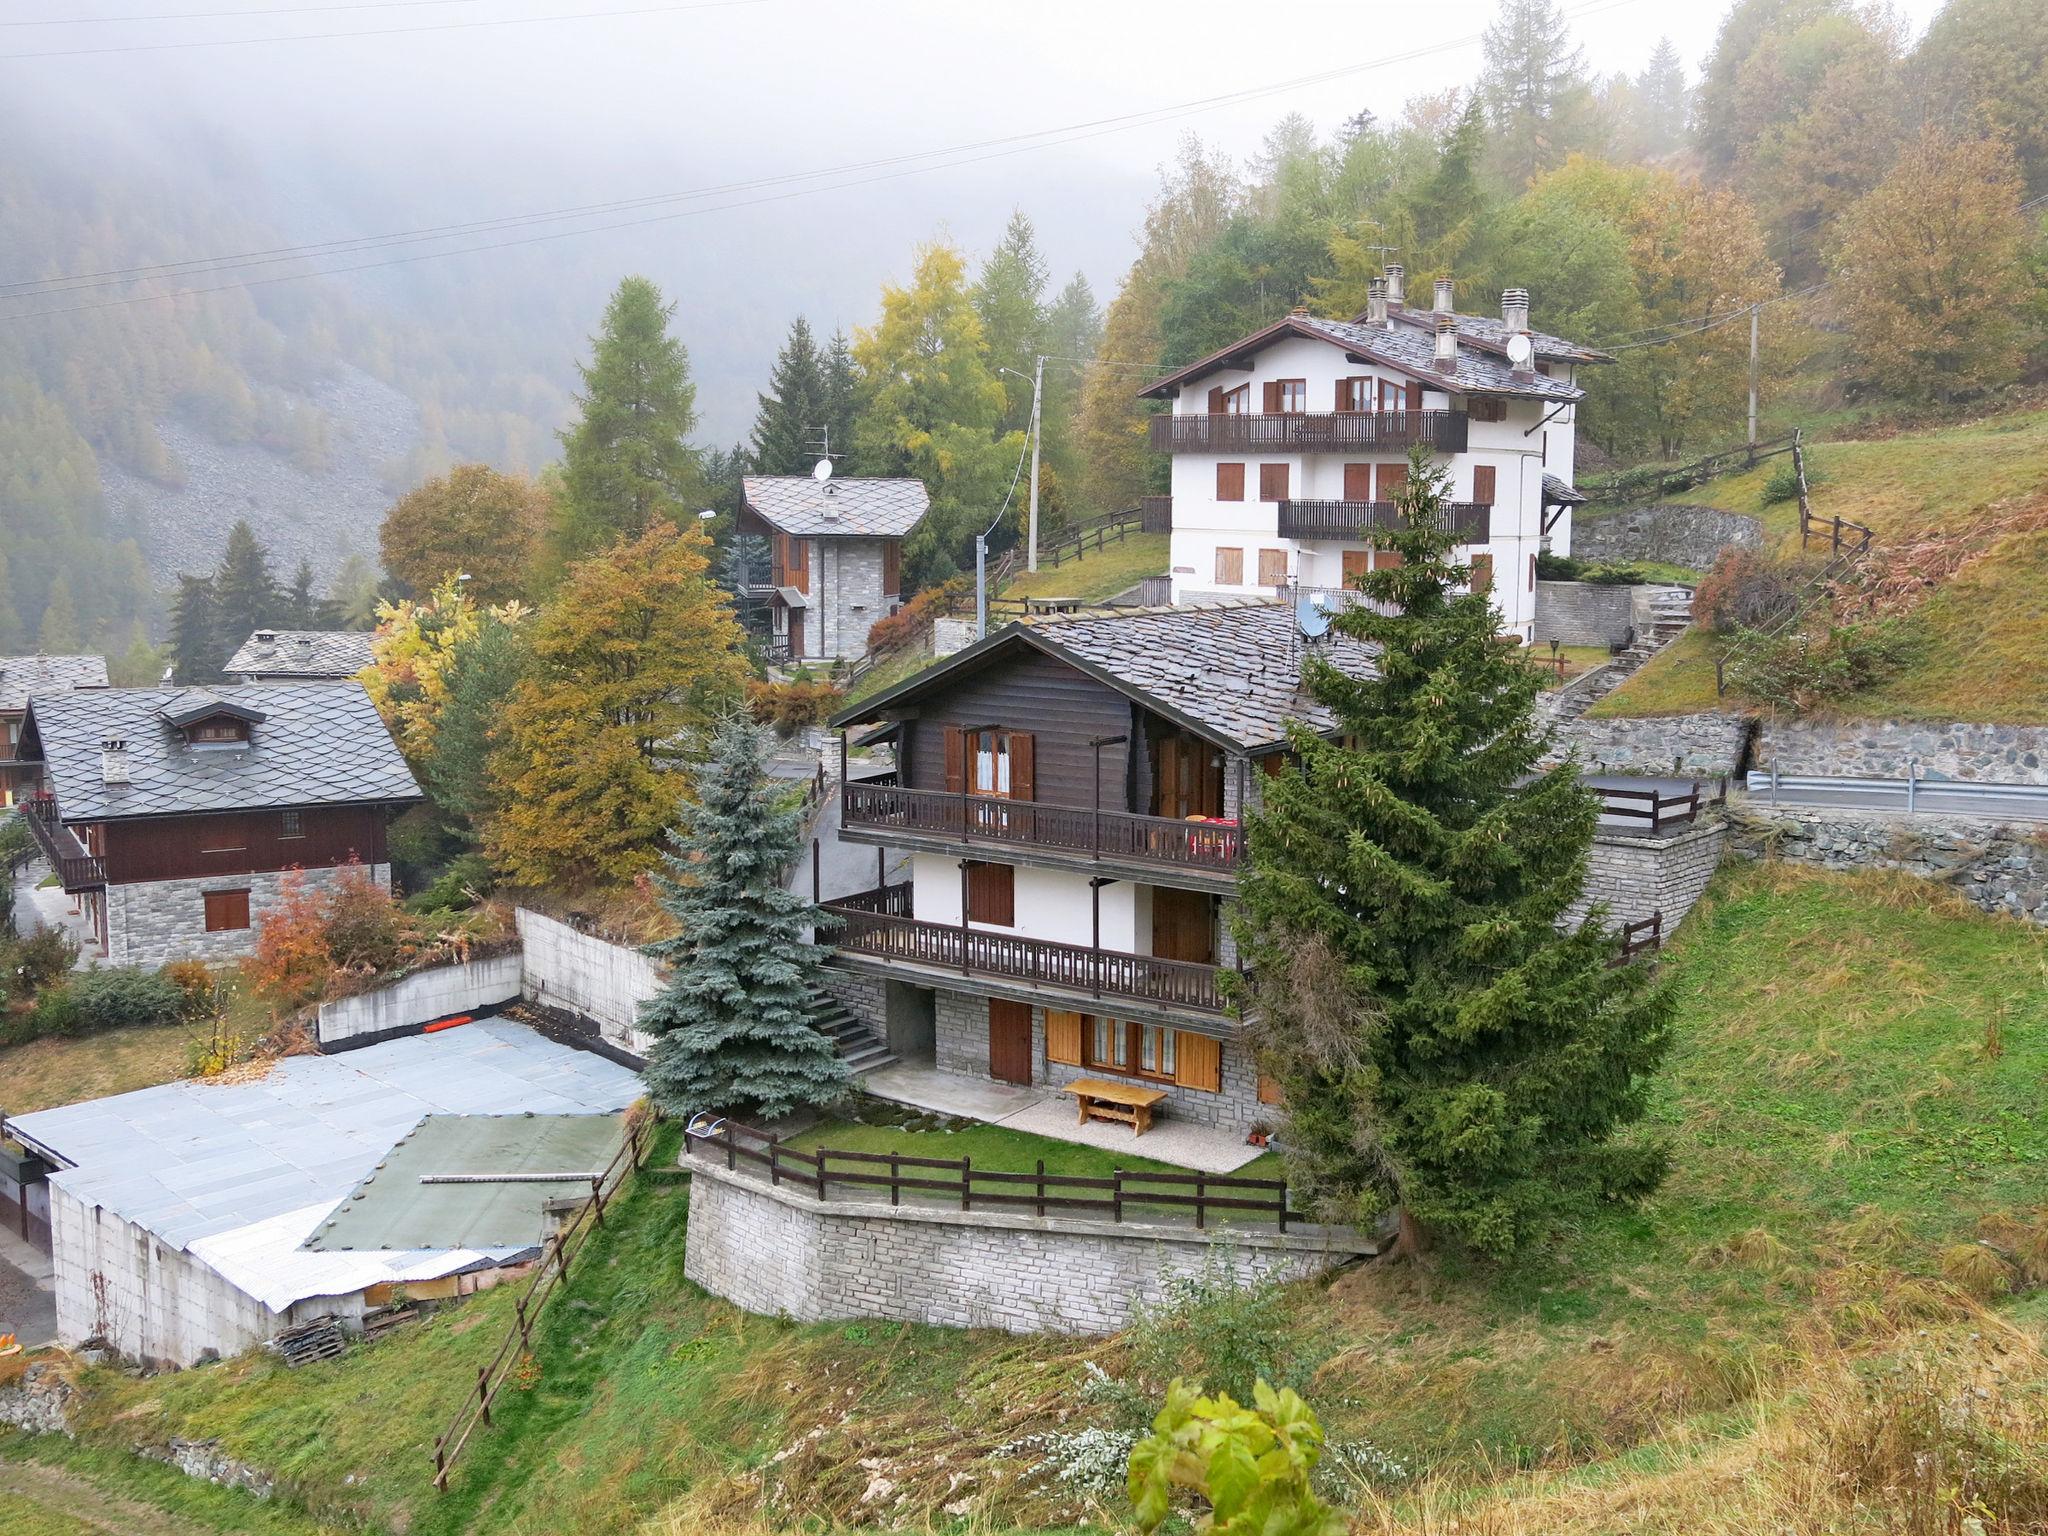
[1434,277,1455,315]
[1502,286,1531,335]
[1433,313,1458,373]
[100,735,130,786]
[1365,278,1388,327]
[1384,263,1405,309]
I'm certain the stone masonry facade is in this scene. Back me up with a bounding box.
[1728,805,2048,925]
[681,1156,1363,1335]
[105,863,387,969]
[1570,504,1763,570]
[1545,711,1753,778]
[806,538,891,662]
[1755,720,2048,786]
[1567,821,1726,932]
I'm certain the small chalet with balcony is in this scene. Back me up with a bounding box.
[14,682,421,967]
[1,654,109,807]
[1139,267,1611,641]
[224,629,376,683]
[738,475,928,663]
[824,599,1377,1132]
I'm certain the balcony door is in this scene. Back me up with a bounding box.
[1151,734,1222,821]
[1152,888,1217,965]
[987,999,1033,1084]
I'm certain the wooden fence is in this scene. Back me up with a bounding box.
[430,1114,651,1492]
[1580,431,1798,506]
[684,1116,1307,1232]
[1594,780,1718,834]
[1615,912,1663,964]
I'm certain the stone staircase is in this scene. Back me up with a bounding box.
[1549,586,1695,722]
[813,992,896,1074]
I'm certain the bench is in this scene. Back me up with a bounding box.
[1062,1077,1168,1136]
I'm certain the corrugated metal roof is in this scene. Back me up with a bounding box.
[743,475,930,537]
[189,1200,527,1314]
[224,630,376,680]
[0,654,108,713]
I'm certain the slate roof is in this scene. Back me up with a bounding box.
[1543,473,1589,506]
[22,681,421,823]
[224,629,375,680]
[742,475,930,537]
[1376,305,1613,366]
[1138,313,1586,403]
[835,600,1378,753]
[0,654,108,713]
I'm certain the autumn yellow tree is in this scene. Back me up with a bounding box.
[362,576,499,762]
[378,464,549,602]
[487,522,748,888]
[1827,128,2033,404]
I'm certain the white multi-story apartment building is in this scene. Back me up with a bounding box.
[1138,269,1608,640]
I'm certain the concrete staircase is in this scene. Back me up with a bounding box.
[1549,586,1695,721]
[813,992,896,1074]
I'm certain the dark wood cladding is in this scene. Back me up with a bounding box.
[906,649,1137,811]
[98,805,392,885]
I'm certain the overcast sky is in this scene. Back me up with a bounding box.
[8,0,1954,440]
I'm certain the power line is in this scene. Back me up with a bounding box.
[1,0,478,26]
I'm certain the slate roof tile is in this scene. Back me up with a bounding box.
[0,654,108,712]
[223,629,376,679]
[743,475,930,537]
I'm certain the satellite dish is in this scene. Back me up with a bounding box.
[811,457,833,483]
[1295,596,1332,642]
[1505,333,1535,367]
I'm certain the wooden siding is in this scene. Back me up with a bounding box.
[905,648,1136,811]
[97,804,391,885]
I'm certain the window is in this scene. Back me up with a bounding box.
[203,889,251,933]
[1336,377,1373,413]
[1468,397,1506,423]
[187,720,247,744]
[963,861,1014,926]
[1257,463,1289,502]
[1089,1016,1128,1070]
[1472,465,1496,504]
[1263,378,1307,413]
[1208,383,1251,413]
[946,727,1033,800]
[1257,548,1288,586]
[1215,462,1245,501]
[1214,547,1245,586]
[1138,1024,1177,1080]
[280,810,303,839]
[971,730,1011,796]
[1083,1021,1220,1091]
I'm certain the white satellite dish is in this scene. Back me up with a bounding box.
[1505,333,1535,367]
[811,457,834,482]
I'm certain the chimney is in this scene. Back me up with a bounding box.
[100,735,130,786]
[254,629,276,648]
[1384,263,1405,309]
[1365,278,1388,327]
[1434,313,1459,373]
[1289,304,1309,318]
[294,636,313,657]
[1502,286,1531,335]
[1434,277,1455,315]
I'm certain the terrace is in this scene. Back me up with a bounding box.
[17,793,105,891]
[1277,497,1491,543]
[1148,409,1468,455]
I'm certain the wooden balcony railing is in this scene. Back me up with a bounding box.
[826,895,1229,1014]
[841,782,1242,874]
[1277,499,1491,543]
[1148,410,1468,455]
[17,794,106,891]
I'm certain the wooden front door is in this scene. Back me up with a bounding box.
[988,999,1033,1085]
[788,608,806,658]
[1152,888,1216,965]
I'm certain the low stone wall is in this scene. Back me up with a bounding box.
[1754,720,2048,785]
[515,908,662,1056]
[1727,804,2048,924]
[1572,504,1762,570]
[1533,580,1635,647]
[106,863,387,970]
[1546,712,1753,777]
[1569,821,1727,931]
[315,952,523,1048]
[681,1156,1369,1335]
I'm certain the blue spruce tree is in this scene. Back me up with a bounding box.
[639,714,852,1119]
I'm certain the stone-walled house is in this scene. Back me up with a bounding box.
[739,475,928,663]
[224,628,376,683]
[14,682,420,966]
[0,654,109,807]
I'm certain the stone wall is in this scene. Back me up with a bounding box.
[1572,504,1762,570]
[1546,711,1753,777]
[1568,821,1727,931]
[1727,805,2048,924]
[931,616,977,659]
[681,1156,1368,1336]
[315,952,522,1048]
[1754,720,2048,785]
[515,908,662,1055]
[810,538,889,662]
[105,863,386,970]
[1533,581,1635,647]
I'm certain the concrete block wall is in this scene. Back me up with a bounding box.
[1728,805,2048,925]
[515,908,663,1056]
[105,863,387,970]
[1566,821,1726,931]
[316,952,522,1047]
[1754,720,2048,785]
[681,1158,1356,1336]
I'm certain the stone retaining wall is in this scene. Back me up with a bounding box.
[680,1156,1369,1335]
[1570,821,1727,931]
[315,952,522,1048]
[1572,504,1762,570]
[1754,720,2048,785]
[1533,581,1635,647]
[515,908,662,1055]
[1727,805,2048,924]
[1546,712,1753,777]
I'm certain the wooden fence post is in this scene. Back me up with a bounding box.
[589,1175,604,1227]
[1035,1158,1045,1219]
[478,1366,494,1426]
[960,1155,971,1212]
[889,1151,900,1207]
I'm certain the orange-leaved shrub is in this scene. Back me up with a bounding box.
[865,574,968,655]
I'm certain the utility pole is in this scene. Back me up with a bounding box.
[1747,304,1760,454]
[975,534,988,640]
[1026,354,1044,573]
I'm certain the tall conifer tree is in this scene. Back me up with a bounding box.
[212,521,281,657]
[168,575,221,684]
[1233,449,1672,1257]
[822,328,860,466]
[750,316,830,474]
[639,713,852,1120]
[974,210,1050,436]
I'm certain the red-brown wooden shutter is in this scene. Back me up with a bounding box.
[1214,547,1245,585]
[881,540,901,596]
[1208,385,1225,413]
[1216,463,1245,501]
[792,537,810,594]
[1262,380,1282,412]
[1341,549,1370,585]
[1472,465,1497,504]
[944,727,966,793]
[1006,731,1035,802]
[1258,463,1289,501]
[1374,549,1406,570]
[1343,462,1373,501]
[1405,379,1423,410]
[1377,463,1408,500]
[1470,553,1494,592]
[1257,548,1288,586]
[965,861,1015,926]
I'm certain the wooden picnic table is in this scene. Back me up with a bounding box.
[1062,1077,1168,1136]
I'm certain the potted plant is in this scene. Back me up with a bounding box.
[1245,1120,1273,1148]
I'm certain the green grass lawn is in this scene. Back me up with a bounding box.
[0,1429,344,1535]
[1586,626,1726,717]
[998,530,1169,606]
[0,1023,192,1115]
[1526,644,1613,691]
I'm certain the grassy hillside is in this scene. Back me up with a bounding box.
[25,862,2047,1534]
[997,530,1169,606]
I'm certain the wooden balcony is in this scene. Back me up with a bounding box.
[1277,498,1491,543]
[826,885,1229,1015]
[18,794,105,891]
[840,782,1241,883]
[1148,410,1468,456]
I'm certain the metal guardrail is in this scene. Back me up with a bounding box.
[1745,770,2048,818]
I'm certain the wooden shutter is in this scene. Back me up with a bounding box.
[1214,547,1244,585]
[1006,731,1035,802]
[882,540,902,596]
[1175,1032,1221,1093]
[1045,1010,1084,1067]
[1208,385,1225,413]
[1405,379,1423,410]
[1342,462,1373,501]
[1262,380,1282,412]
[1470,553,1494,592]
[1341,548,1370,585]
[1472,465,1496,504]
[1257,1071,1285,1107]
[1377,463,1407,500]
[1216,463,1245,501]
[1258,463,1289,501]
[965,861,1015,926]
[1374,549,1406,570]
[1257,548,1288,586]
[204,889,250,932]
[792,537,810,594]
[943,727,967,793]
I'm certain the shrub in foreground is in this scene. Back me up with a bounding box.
[70,966,186,1033]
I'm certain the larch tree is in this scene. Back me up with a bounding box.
[379,464,549,602]
[1232,448,1673,1257]
[639,712,851,1120]
[547,276,706,576]
[749,316,831,475]
[1479,0,1598,187]
[974,209,1050,437]
[36,573,81,652]
[488,521,748,888]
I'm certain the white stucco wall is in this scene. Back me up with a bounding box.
[908,854,1152,953]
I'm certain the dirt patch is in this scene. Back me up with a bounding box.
[0,1451,221,1535]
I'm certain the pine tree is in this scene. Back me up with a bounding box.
[822,328,860,466]
[328,553,383,630]
[750,316,830,475]
[639,712,852,1120]
[1479,0,1597,186]
[1232,448,1672,1257]
[212,521,281,657]
[1634,37,1689,159]
[549,275,706,574]
[0,547,25,653]
[168,575,221,683]
[974,210,1050,436]
[284,559,331,627]
[37,573,82,652]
